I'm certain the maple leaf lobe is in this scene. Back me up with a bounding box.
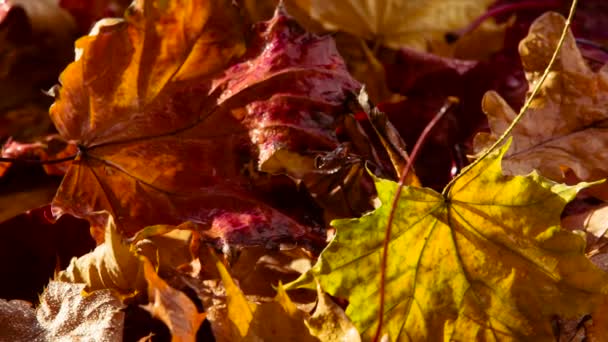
[49,0,360,248]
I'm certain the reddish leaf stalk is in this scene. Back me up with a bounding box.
[373,97,458,342]
[447,0,561,42]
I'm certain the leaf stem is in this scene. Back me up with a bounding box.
[373,97,457,342]
[441,0,579,196]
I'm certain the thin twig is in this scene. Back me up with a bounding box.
[372,97,457,342]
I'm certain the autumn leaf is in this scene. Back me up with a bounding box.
[306,282,361,342]
[57,215,145,294]
[206,254,318,341]
[474,12,608,190]
[141,257,206,342]
[287,0,494,50]
[49,0,363,247]
[57,215,196,295]
[0,281,124,341]
[288,140,608,340]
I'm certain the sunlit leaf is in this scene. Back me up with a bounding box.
[475,12,608,193]
[57,215,145,294]
[306,282,361,342]
[288,140,608,340]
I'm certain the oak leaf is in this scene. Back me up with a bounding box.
[49,1,360,246]
[288,140,608,340]
[474,12,608,190]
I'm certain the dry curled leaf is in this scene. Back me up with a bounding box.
[0,281,124,342]
[474,12,608,192]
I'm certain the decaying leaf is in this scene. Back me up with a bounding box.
[142,257,206,342]
[49,0,366,248]
[288,140,608,340]
[0,281,124,341]
[474,12,608,189]
[288,0,494,50]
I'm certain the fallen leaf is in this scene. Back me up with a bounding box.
[0,281,124,341]
[141,257,206,342]
[49,0,364,248]
[288,0,494,50]
[205,253,318,341]
[288,140,608,340]
[306,282,361,342]
[474,12,608,191]
[57,215,145,294]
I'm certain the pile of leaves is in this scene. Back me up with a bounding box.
[2,0,608,340]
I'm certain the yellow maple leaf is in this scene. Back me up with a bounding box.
[288,140,608,340]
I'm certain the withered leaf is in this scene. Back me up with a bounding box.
[474,12,608,189]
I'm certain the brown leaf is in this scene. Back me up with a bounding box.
[474,12,608,189]
[0,281,124,341]
[142,257,206,342]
